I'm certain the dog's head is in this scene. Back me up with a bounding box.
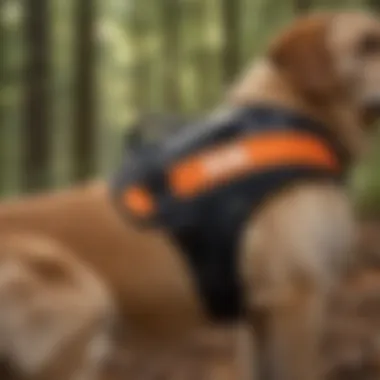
[269,12,380,152]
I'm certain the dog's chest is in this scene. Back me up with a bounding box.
[111,106,347,321]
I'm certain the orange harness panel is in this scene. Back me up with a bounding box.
[168,132,339,199]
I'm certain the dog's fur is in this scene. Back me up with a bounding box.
[0,234,114,380]
[1,11,380,380]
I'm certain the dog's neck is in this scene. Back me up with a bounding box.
[227,60,314,112]
[226,59,366,159]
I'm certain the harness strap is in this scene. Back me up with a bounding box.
[111,105,349,321]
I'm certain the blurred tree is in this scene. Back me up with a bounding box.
[50,0,75,187]
[295,0,313,12]
[0,0,23,196]
[73,0,96,181]
[23,0,51,191]
[0,1,5,184]
[221,0,241,87]
[161,0,181,110]
[193,0,222,110]
[177,0,209,112]
[239,0,261,66]
[128,0,151,114]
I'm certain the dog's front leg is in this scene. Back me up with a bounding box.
[240,185,356,380]
[249,286,326,380]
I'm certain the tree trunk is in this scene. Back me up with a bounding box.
[294,0,313,13]
[161,0,181,110]
[73,0,96,181]
[221,0,240,87]
[129,0,151,114]
[23,0,51,192]
[0,0,5,189]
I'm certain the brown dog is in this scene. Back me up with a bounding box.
[1,11,380,380]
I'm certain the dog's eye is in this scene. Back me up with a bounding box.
[358,33,380,56]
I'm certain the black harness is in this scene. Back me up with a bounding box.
[110,106,349,321]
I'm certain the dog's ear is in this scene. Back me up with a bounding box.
[269,14,339,100]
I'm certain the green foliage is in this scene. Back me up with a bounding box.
[0,0,379,210]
